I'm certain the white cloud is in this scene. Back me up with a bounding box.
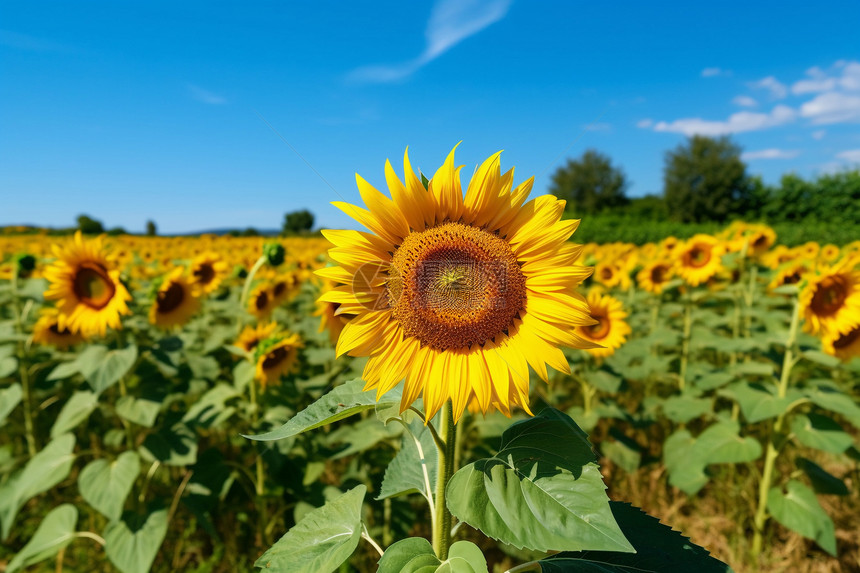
[188,84,227,105]
[347,0,512,84]
[732,95,758,107]
[636,118,653,128]
[800,92,860,124]
[837,149,860,163]
[750,76,788,99]
[792,60,860,94]
[702,67,730,78]
[652,105,796,136]
[741,148,800,160]
[812,129,826,140]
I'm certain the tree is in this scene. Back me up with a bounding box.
[145,220,157,236]
[283,209,315,235]
[76,214,104,234]
[549,150,629,215]
[663,136,752,223]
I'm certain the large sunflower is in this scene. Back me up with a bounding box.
[675,234,723,287]
[255,333,303,390]
[190,252,228,294]
[799,263,860,336]
[573,290,631,358]
[318,145,597,421]
[150,267,200,328]
[43,231,131,337]
[32,308,86,350]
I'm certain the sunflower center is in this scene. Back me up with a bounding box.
[255,291,270,311]
[810,276,848,316]
[685,245,711,268]
[73,264,116,310]
[650,265,668,284]
[49,323,73,336]
[585,314,611,340]
[833,327,859,350]
[193,263,215,285]
[387,222,526,350]
[601,267,614,280]
[157,281,185,314]
[262,346,289,370]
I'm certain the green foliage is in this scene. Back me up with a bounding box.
[283,209,315,235]
[664,136,751,223]
[377,538,489,573]
[104,508,169,573]
[78,451,141,520]
[145,219,157,236]
[6,504,78,573]
[549,149,629,214]
[76,213,105,234]
[767,480,836,556]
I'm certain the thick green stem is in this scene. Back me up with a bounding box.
[11,272,37,457]
[432,401,456,559]
[751,298,799,558]
[240,255,267,311]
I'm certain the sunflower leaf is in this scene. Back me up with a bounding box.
[245,379,401,441]
[767,480,836,556]
[446,408,633,554]
[6,504,78,573]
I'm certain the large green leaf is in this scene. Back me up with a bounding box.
[246,379,401,441]
[377,538,489,573]
[87,345,138,394]
[790,413,854,454]
[115,396,161,428]
[767,480,836,556]
[806,387,860,430]
[662,395,713,424]
[539,502,731,572]
[79,451,141,520]
[326,416,401,460]
[50,390,98,438]
[663,430,709,495]
[0,382,22,426]
[0,433,77,540]
[46,344,108,381]
[446,408,633,553]
[104,508,169,573]
[796,458,849,496]
[139,421,198,466]
[255,485,366,572]
[6,504,78,573]
[378,418,439,501]
[718,382,800,423]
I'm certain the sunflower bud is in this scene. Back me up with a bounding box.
[16,254,36,276]
[263,243,286,267]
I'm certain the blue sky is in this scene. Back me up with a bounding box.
[2,1,859,234]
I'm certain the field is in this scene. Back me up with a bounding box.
[1,214,859,572]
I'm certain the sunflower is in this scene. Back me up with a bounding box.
[821,324,860,361]
[768,261,810,291]
[248,285,275,319]
[317,145,597,422]
[799,263,860,336]
[270,272,301,306]
[190,252,228,294]
[637,260,674,294]
[43,231,132,337]
[819,244,840,263]
[255,333,303,390]
[573,291,631,359]
[593,261,625,289]
[675,234,723,287]
[746,224,776,257]
[150,267,200,328]
[235,321,279,355]
[32,308,86,349]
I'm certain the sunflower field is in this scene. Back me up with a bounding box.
[1,148,859,573]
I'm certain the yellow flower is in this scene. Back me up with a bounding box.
[799,263,860,336]
[248,285,275,319]
[32,308,86,349]
[593,261,625,289]
[270,272,301,306]
[255,333,303,390]
[637,260,674,294]
[821,324,860,362]
[235,322,279,355]
[43,232,132,337]
[574,291,631,358]
[150,267,200,328]
[318,145,596,421]
[768,261,810,291]
[190,252,228,294]
[675,234,723,287]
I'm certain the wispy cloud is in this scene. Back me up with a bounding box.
[792,61,860,94]
[650,105,796,136]
[812,129,826,140]
[837,149,860,163]
[800,92,860,124]
[741,148,800,160]
[347,0,512,84]
[188,84,227,105]
[749,76,788,99]
[732,95,758,107]
[701,67,731,78]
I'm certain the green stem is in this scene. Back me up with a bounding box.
[432,401,456,560]
[11,272,37,457]
[247,372,270,544]
[240,256,267,312]
[679,293,692,392]
[750,297,799,558]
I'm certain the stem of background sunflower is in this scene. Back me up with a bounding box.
[239,255,267,319]
[247,374,270,544]
[432,401,457,560]
[679,292,692,392]
[750,297,800,559]
[730,292,741,368]
[743,265,758,338]
[11,272,37,457]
